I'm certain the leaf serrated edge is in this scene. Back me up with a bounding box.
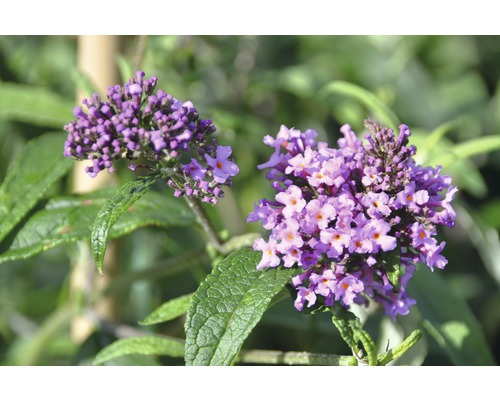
[184,249,296,366]
[0,133,73,243]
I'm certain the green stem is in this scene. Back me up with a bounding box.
[235,349,358,366]
[165,170,226,255]
[182,194,226,255]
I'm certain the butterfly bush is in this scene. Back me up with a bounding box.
[247,120,457,319]
[63,71,238,204]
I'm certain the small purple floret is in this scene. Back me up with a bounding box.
[63,71,238,204]
[248,120,457,319]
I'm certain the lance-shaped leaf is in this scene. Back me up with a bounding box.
[91,173,162,274]
[331,306,377,365]
[0,133,72,244]
[184,248,296,366]
[139,293,194,326]
[0,190,194,264]
[409,266,495,365]
[93,336,185,365]
[0,83,72,128]
[320,81,400,129]
[377,329,423,366]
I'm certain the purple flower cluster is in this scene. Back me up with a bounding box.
[63,71,238,204]
[247,120,457,319]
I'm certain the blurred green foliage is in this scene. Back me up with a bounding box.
[1,35,500,365]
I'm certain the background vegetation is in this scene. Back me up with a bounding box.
[0,35,499,365]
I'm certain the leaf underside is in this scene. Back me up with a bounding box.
[91,173,162,273]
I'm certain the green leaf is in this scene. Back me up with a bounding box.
[419,119,460,162]
[460,203,500,285]
[70,67,99,98]
[452,135,500,160]
[91,173,162,274]
[381,248,402,286]
[93,336,185,365]
[0,133,73,244]
[117,55,134,85]
[411,130,488,197]
[331,306,377,365]
[0,82,72,128]
[355,326,378,366]
[0,190,194,264]
[409,266,495,365]
[320,81,399,129]
[377,329,423,366]
[139,293,194,326]
[8,304,77,366]
[184,248,296,366]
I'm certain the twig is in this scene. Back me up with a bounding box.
[182,195,227,254]
[235,349,359,366]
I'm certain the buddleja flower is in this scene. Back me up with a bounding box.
[63,71,238,204]
[247,120,457,319]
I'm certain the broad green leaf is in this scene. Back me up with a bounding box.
[409,266,495,365]
[139,293,194,326]
[184,248,296,366]
[0,83,72,128]
[91,173,162,274]
[0,133,72,244]
[0,190,194,264]
[93,336,185,365]
[320,81,399,129]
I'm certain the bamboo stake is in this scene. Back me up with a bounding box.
[70,35,121,344]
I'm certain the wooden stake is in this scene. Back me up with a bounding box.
[70,35,121,344]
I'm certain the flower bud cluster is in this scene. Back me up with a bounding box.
[64,71,238,204]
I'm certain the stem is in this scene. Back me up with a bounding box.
[183,195,226,255]
[164,171,226,255]
[235,349,358,366]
